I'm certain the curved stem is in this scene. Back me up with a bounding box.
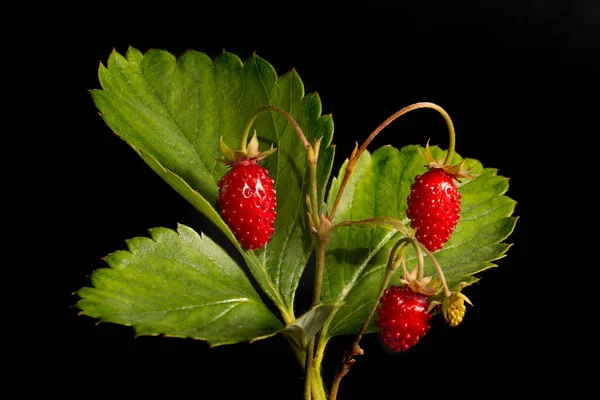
[240,105,311,151]
[241,105,321,227]
[419,243,452,297]
[409,236,425,281]
[329,102,456,222]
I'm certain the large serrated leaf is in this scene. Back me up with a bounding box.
[77,224,283,346]
[321,145,517,338]
[91,48,334,322]
[135,149,282,313]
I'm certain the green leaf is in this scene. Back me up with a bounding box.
[283,303,341,348]
[136,149,283,314]
[77,224,283,346]
[91,48,335,322]
[321,145,517,339]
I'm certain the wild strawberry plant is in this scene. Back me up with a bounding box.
[76,47,518,399]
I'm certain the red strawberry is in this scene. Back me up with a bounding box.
[375,285,432,352]
[406,168,461,252]
[217,158,276,250]
[216,132,277,250]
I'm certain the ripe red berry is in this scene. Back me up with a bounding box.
[217,158,277,250]
[375,285,432,352]
[406,168,461,252]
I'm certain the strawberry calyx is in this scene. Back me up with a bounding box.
[217,130,277,164]
[399,264,442,297]
[421,141,478,181]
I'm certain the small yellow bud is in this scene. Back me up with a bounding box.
[443,291,472,327]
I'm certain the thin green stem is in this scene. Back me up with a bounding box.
[329,102,457,222]
[313,331,328,387]
[313,239,328,306]
[305,238,329,399]
[309,162,320,229]
[409,236,425,281]
[311,364,327,400]
[305,339,314,400]
[419,243,452,297]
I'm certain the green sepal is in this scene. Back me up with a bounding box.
[217,136,236,163]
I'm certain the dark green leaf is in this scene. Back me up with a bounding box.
[77,224,283,346]
[321,145,517,338]
[91,48,335,322]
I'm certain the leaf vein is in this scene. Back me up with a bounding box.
[108,297,251,315]
[339,231,396,300]
[460,196,513,220]
[331,296,377,332]
[142,251,249,296]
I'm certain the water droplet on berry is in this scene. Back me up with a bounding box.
[242,183,254,198]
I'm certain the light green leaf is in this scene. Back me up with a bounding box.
[91,48,335,322]
[321,145,517,338]
[77,224,283,346]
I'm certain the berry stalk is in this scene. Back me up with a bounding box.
[240,105,321,229]
[240,105,311,151]
[418,241,452,298]
[325,103,461,399]
[329,102,457,222]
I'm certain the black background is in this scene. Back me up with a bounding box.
[55,3,597,398]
